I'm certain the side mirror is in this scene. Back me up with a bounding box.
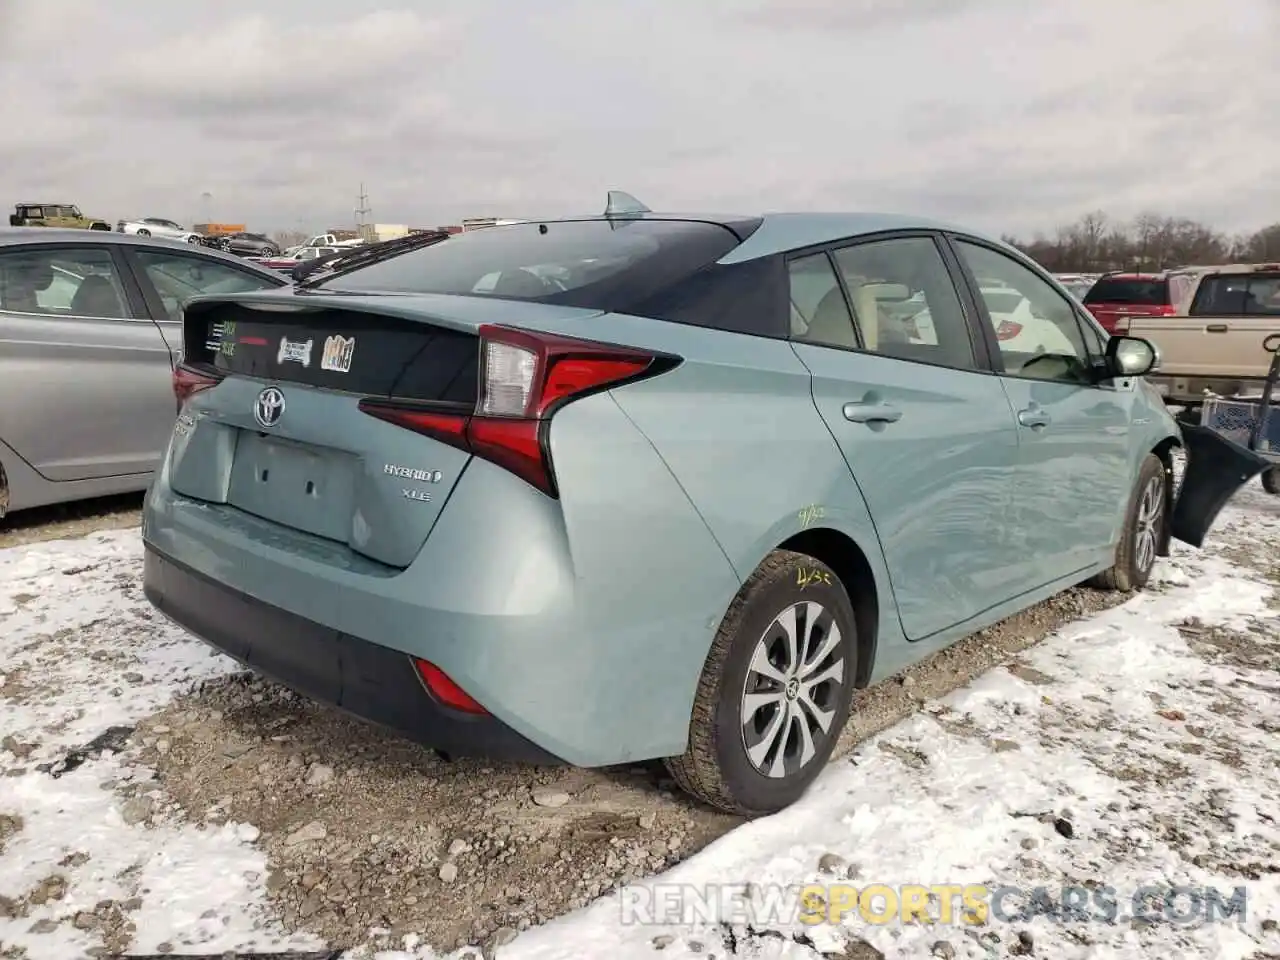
[1105,335,1159,379]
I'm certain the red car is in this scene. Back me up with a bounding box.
[1082,272,1176,333]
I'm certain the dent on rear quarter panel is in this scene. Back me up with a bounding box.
[593,315,903,657]
[523,393,742,762]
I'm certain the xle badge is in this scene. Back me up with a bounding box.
[403,489,432,502]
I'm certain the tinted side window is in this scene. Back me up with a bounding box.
[135,251,281,322]
[955,240,1092,384]
[832,237,977,370]
[0,247,131,318]
[789,253,854,347]
[628,256,788,338]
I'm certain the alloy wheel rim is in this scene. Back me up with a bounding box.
[1134,473,1164,574]
[740,601,845,779]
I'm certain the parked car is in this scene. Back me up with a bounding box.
[1081,272,1178,333]
[118,218,205,245]
[0,229,288,519]
[1118,262,1280,410]
[1053,274,1096,301]
[141,199,1260,816]
[211,232,281,258]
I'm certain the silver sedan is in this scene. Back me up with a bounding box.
[117,217,205,245]
[0,229,288,519]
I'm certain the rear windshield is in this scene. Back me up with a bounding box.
[1083,277,1169,305]
[318,218,743,312]
[1190,274,1280,316]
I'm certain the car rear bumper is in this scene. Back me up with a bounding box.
[143,544,562,765]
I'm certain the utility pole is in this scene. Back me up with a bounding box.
[355,183,371,230]
[354,184,373,242]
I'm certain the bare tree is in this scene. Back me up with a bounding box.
[1004,212,1264,272]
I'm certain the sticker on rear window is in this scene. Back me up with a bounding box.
[278,336,313,367]
[321,334,355,373]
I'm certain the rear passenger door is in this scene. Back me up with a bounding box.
[0,243,173,481]
[788,233,1023,641]
[948,236,1132,585]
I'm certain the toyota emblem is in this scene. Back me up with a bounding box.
[254,386,286,428]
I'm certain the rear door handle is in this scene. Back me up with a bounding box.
[843,401,902,424]
[1018,407,1051,429]
[1205,324,1229,333]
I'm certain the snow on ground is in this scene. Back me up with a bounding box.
[0,530,319,958]
[1,485,1278,960]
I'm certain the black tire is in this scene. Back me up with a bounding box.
[0,460,8,520]
[1090,454,1166,592]
[136,228,151,237]
[1263,467,1280,496]
[665,549,858,816]
[89,222,110,231]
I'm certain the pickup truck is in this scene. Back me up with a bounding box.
[1117,262,1280,410]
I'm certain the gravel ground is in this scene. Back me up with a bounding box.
[126,583,1127,955]
[5,485,1275,958]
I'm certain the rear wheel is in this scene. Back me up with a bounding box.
[0,460,8,520]
[1091,454,1165,592]
[136,228,151,237]
[1263,467,1280,496]
[665,549,858,816]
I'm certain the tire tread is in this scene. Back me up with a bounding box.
[665,549,817,816]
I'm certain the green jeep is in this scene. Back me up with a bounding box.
[9,202,112,230]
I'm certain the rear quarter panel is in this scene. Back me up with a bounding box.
[544,313,905,667]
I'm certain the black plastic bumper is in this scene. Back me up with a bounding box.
[143,545,562,765]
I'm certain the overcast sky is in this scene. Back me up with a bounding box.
[1,0,1275,238]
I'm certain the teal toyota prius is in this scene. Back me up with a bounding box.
[142,193,1267,816]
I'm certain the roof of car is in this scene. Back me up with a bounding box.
[0,228,286,277]
[722,212,999,263]
[515,210,1002,263]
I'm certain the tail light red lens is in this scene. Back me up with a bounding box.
[172,363,222,412]
[359,325,676,496]
[413,658,488,715]
[996,321,1023,341]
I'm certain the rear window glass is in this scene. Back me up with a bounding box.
[319,219,743,312]
[1191,274,1280,316]
[1083,277,1169,305]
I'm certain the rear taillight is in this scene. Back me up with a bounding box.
[413,658,488,714]
[1157,304,1177,316]
[358,324,674,497]
[996,321,1022,340]
[172,363,222,412]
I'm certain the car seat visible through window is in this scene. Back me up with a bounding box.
[69,275,125,318]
